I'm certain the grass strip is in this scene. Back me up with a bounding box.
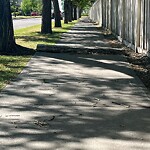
[15,20,78,49]
[0,55,30,90]
[12,16,42,20]
[0,20,78,91]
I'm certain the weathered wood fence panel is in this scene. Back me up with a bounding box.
[89,0,150,56]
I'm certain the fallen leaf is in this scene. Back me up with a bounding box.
[49,116,55,121]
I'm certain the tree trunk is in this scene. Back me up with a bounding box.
[79,8,82,18]
[68,1,72,22]
[0,0,16,54]
[70,1,74,21]
[64,0,69,24]
[73,6,77,20]
[41,0,52,34]
[52,0,61,27]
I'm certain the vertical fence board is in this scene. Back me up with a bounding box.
[89,0,150,55]
[148,0,150,55]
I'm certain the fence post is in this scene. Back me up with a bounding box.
[134,0,139,52]
[147,0,150,56]
[89,0,150,56]
[100,0,103,26]
[108,0,111,30]
[139,0,144,51]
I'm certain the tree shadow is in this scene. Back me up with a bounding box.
[0,52,150,149]
[0,45,35,56]
[15,30,67,48]
[0,18,150,150]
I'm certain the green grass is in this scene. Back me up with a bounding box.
[15,20,78,49]
[0,55,30,90]
[0,20,78,91]
[12,16,41,20]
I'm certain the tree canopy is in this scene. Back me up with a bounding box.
[72,0,96,9]
[21,0,42,15]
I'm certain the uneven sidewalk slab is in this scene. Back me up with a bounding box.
[37,17,114,53]
[0,52,150,150]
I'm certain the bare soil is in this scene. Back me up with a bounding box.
[103,33,150,92]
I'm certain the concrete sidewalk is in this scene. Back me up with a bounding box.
[0,17,150,150]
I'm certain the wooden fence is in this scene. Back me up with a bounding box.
[89,0,150,56]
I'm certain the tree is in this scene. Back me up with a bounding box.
[72,0,96,17]
[0,0,16,54]
[52,0,62,27]
[68,0,73,22]
[64,0,73,23]
[21,0,42,15]
[73,5,77,20]
[64,0,95,24]
[10,0,19,6]
[64,0,69,24]
[21,0,32,15]
[31,0,42,14]
[35,0,42,14]
[41,0,52,34]
[10,0,22,17]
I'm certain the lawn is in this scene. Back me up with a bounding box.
[12,16,41,20]
[0,55,30,90]
[0,20,78,90]
[15,21,78,49]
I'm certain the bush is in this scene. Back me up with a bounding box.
[21,0,42,16]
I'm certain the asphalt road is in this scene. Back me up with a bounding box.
[13,18,42,30]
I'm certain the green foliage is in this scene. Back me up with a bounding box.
[31,0,42,14]
[21,0,42,15]
[21,0,32,15]
[11,5,16,12]
[36,0,42,14]
[72,0,96,8]
[10,0,19,6]
[11,5,22,16]
[70,0,96,14]
[62,0,95,8]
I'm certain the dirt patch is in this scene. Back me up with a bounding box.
[103,33,150,92]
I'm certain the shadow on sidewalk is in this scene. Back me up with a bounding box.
[0,52,150,149]
[0,18,150,149]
